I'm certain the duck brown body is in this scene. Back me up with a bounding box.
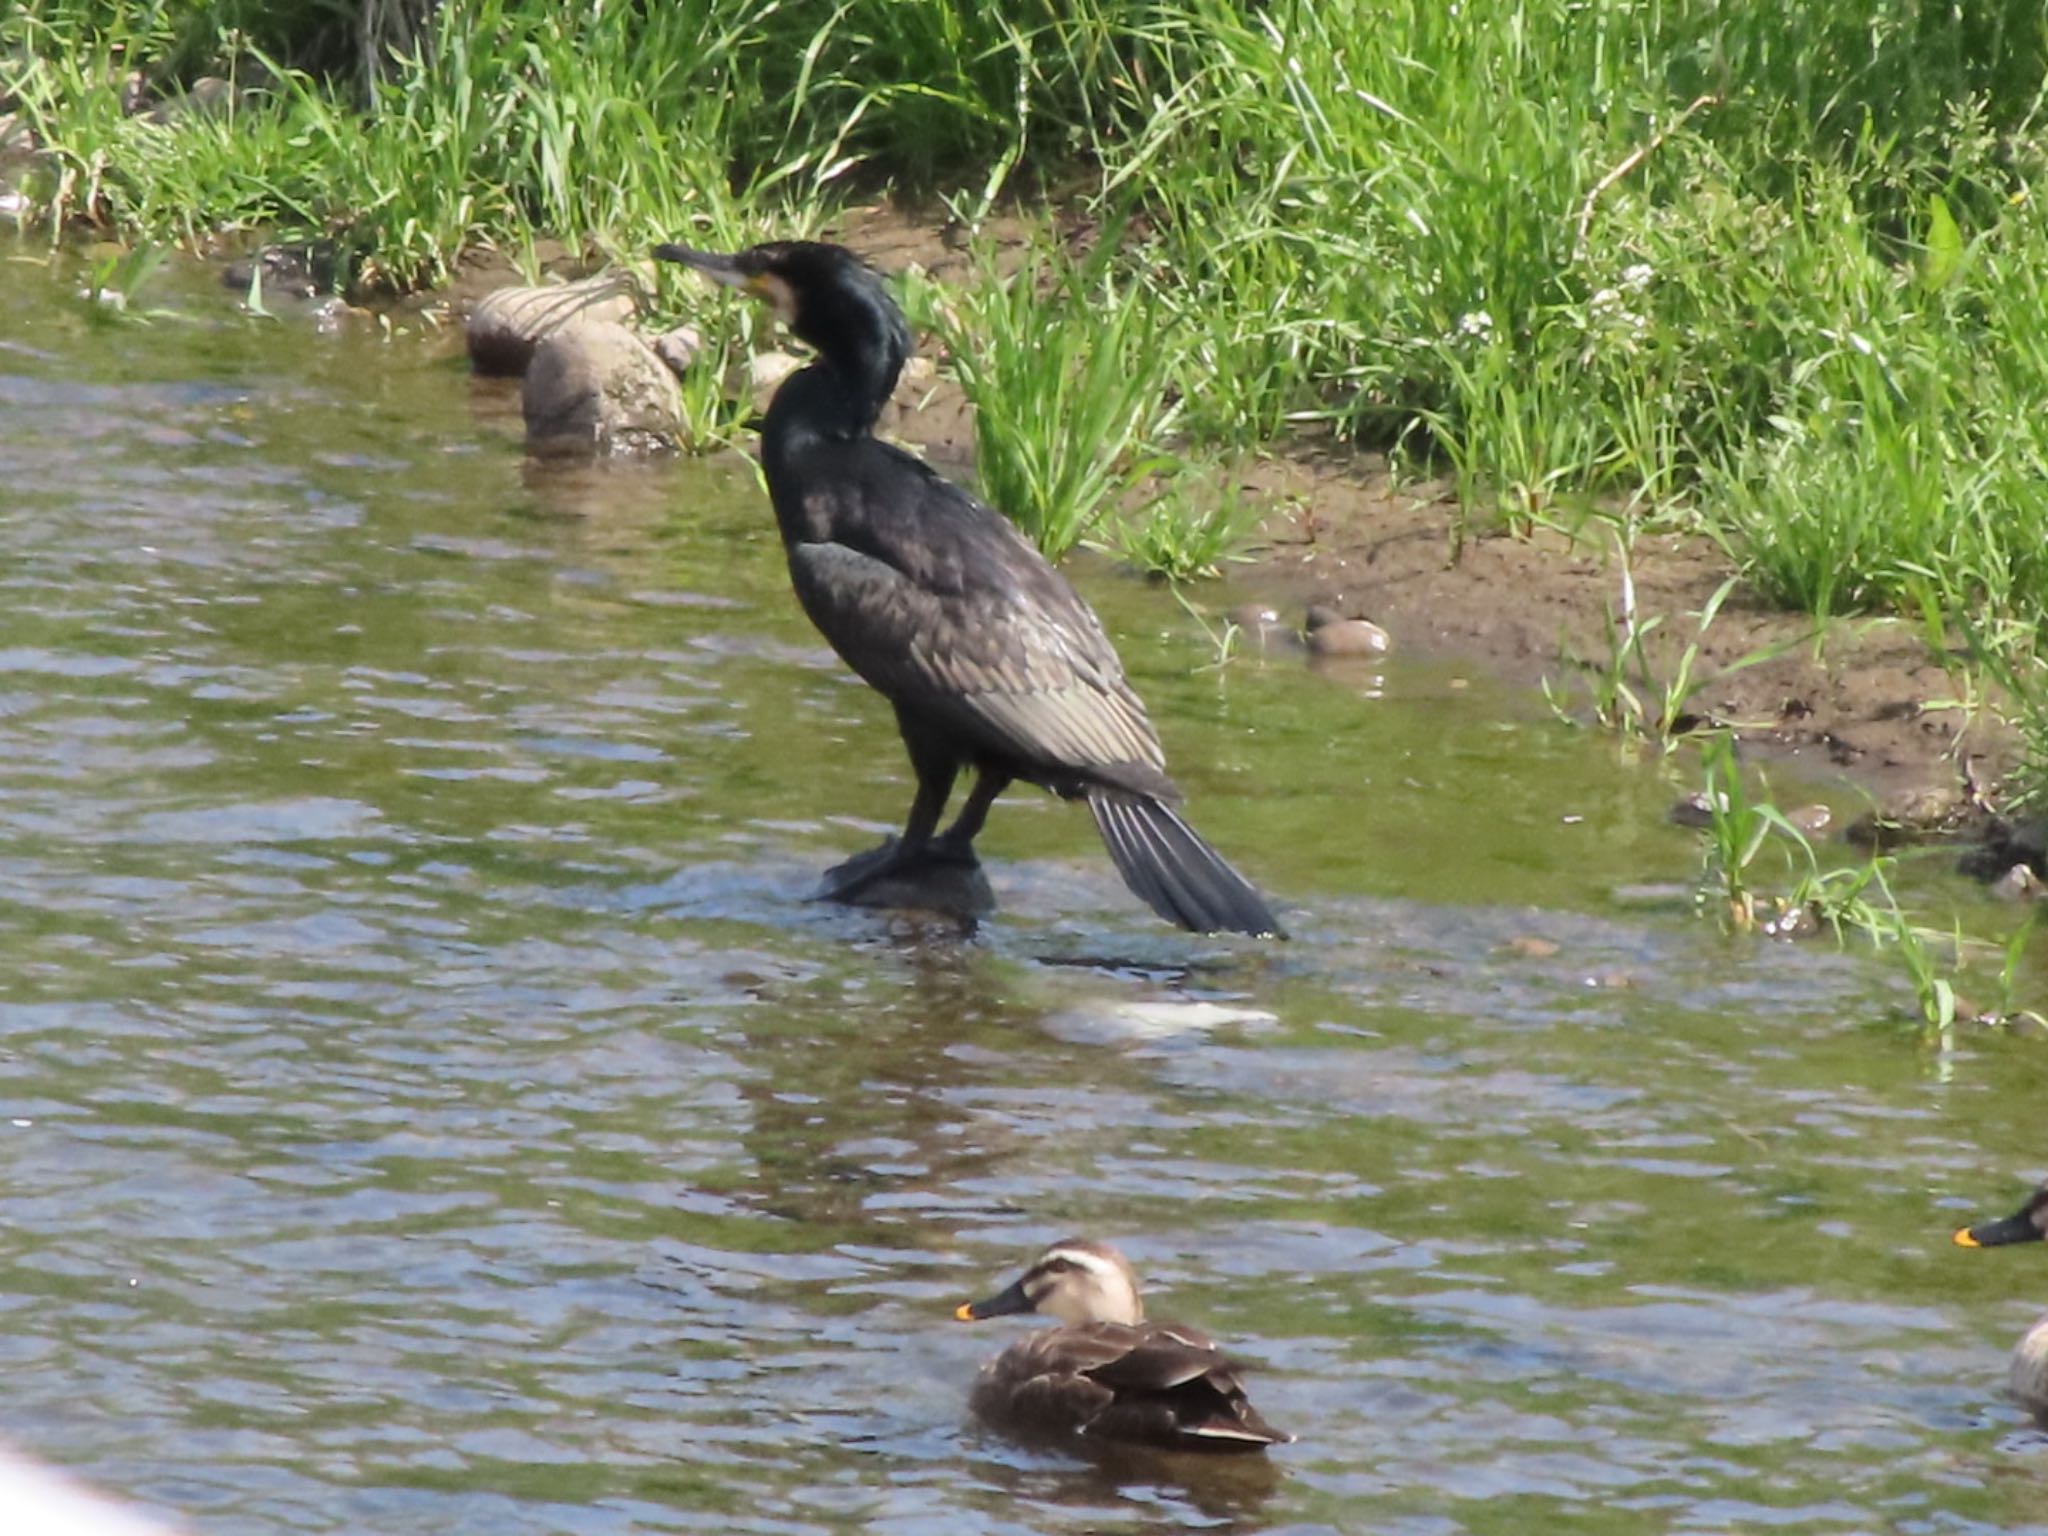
[957,1238,1290,1453]
[968,1316,1290,1451]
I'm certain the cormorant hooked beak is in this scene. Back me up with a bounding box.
[654,243,796,323]
[653,244,744,285]
[955,1277,1035,1322]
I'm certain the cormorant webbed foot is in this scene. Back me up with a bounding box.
[810,837,994,917]
[811,837,908,901]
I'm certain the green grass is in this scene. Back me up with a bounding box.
[11,0,2048,782]
[923,240,1178,560]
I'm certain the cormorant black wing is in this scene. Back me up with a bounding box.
[783,461,1174,796]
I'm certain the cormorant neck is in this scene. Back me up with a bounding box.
[780,272,910,440]
[829,340,903,433]
[763,360,888,451]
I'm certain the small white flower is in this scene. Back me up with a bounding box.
[1457,310,1494,337]
[1622,262,1654,290]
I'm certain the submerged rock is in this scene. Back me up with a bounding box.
[814,852,995,921]
[1306,618,1391,658]
[1044,999,1279,1047]
[1843,784,1981,851]
[522,320,685,457]
[1667,791,1729,828]
[1787,804,1833,837]
[468,274,639,376]
[1957,813,2048,884]
[222,244,330,301]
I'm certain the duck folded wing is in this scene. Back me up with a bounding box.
[1080,1326,1229,1393]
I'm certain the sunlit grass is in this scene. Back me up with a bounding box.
[927,241,1178,559]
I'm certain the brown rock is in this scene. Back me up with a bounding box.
[1844,784,1974,850]
[1786,804,1833,837]
[521,321,685,457]
[1307,618,1392,658]
[468,274,639,376]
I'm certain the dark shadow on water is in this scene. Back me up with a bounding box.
[964,1425,1287,1529]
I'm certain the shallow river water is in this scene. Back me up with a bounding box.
[1,253,2045,1535]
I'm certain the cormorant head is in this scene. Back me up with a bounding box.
[654,239,911,416]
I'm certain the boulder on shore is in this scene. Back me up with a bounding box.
[521,320,685,457]
[468,275,638,376]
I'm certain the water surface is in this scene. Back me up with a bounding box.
[1,252,2044,1534]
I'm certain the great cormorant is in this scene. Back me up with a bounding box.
[655,239,1281,937]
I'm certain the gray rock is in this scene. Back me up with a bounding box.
[522,321,685,457]
[818,855,994,921]
[143,75,233,124]
[737,349,805,414]
[1306,617,1391,657]
[468,274,639,376]
[1990,863,2044,902]
[1668,791,1729,828]
[651,323,705,379]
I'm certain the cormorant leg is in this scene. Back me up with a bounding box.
[814,726,957,901]
[929,768,1011,865]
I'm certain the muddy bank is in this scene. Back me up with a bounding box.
[810,208,2016,823]
[1217,449,2012,805]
